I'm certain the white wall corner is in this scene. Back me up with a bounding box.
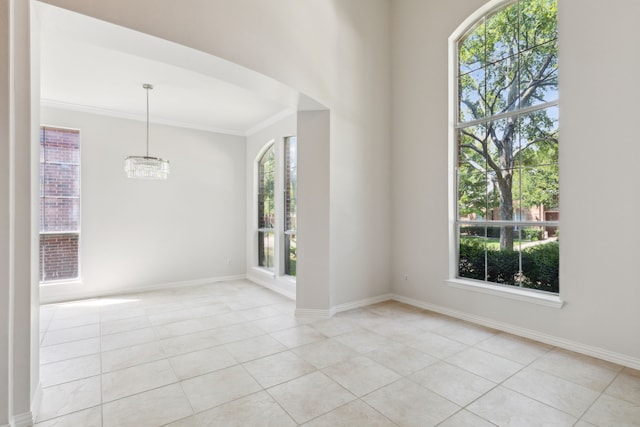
[391,293,640,371]
[29,383,41,425]
[294,308,333,318]
[10,412,34,427]
[333,294,394,314]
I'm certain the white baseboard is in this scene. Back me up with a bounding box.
[40,274,247,304]
[30,383,42,425]
[294,308,333,318]
[391,293,640,371]
[246,274,296,301]
[333,293,393,314]
[11,412,33,427]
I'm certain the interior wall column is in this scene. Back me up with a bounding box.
[295,110,333,315]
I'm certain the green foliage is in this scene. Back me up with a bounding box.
[458,239,559,293]
[457,0,559,253]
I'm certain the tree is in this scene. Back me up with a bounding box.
[457,0,558,251]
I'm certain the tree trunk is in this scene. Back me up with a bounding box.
[498,171,514,251]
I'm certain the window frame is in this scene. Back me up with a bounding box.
[39,125,82,285]
[447,0,562,307]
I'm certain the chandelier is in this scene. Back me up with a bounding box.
[124,83,170,179]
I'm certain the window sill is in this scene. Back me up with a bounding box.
[445,278,564,308]
[40,279,82,287]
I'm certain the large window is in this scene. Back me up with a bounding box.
[40,126,81,283]
[284,136,297,276]
[256,136,297,277]
[258,144,275,270]
[454,0,559,293]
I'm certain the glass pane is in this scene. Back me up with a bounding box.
[43,128,80,164]
[258,146,275,229]
[459,68,485,122]
[517,106,558,161]
[458,170,488,221]
[486,116,518,171]
[284,137,297,232]
[459,20,485,74]
[285,233,297,276]
[518,43,558,108]
[258,231,274,270]
[519,0,558,52]
[39,233,79,282]
[516,165,559,218]
[485,2,519,63]
[458,124,487,167]
[42,163,80,197]
[520,228,559,293]
[458,225,486,281]
[485,56,520,117]
[40,197,80,232]
[485,225,522,286]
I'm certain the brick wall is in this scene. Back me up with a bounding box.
[40,126,80,282]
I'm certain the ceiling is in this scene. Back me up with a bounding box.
[36,2,300,136]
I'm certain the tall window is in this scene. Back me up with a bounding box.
[454,0,559,293]
[258,144,275,269]
[40,126,80,283]
[284,136,297,276]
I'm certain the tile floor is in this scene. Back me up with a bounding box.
[35,280,640,427]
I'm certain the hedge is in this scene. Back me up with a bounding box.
[458,239,559,293]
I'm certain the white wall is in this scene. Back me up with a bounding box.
[391,0,640,366]
[245,113,297,298]
[40,107,247,303]
[38,0,393,309]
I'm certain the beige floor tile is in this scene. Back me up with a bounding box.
[180,365,262,413]
[433,320,498,345]
[447,347,524,382]
[361,319,427,343]
[322,356,400,397]
[582,394,640,427]
[292,338,359,369]
[40,337,101,364]
[573,421,598,427]
[169,345,237,380]
[503,366,600,417]
[47,314,100,331]
[100,315,152,335]
[102,383,193,427]
[365,342,437,376]
[362,378,460,427]
[154,319,207,339]
[302,399,396,427]
[160,329,220,357]
[308,317,359,337]
[267,371,356,424]
[475,332,553,364]
[162,415,199,427]
[41,324,100,347]
[40,354,101,387]
[207,322,265,345]
[605,369,640,405]
[99,306,147,323]
[101,341,166,372]
[530,348,622,392]
[37,376,101,422]
[468,386,577,426]
[271,325,328,348]
[236,305,283,321]
[224,334,287,363]
[437,409,497,427]
[332,330,395,354]
[102,359,178,402]
[33,406,102,427]
[405,311,460,332]
[197,311,247,329]
[195,391,296,427]
[250,314,307,333]
[408,331,467,359]
[100,327,157,352]
[242,350,316,388]
[411,361,495,406]
[147,307,194,325]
